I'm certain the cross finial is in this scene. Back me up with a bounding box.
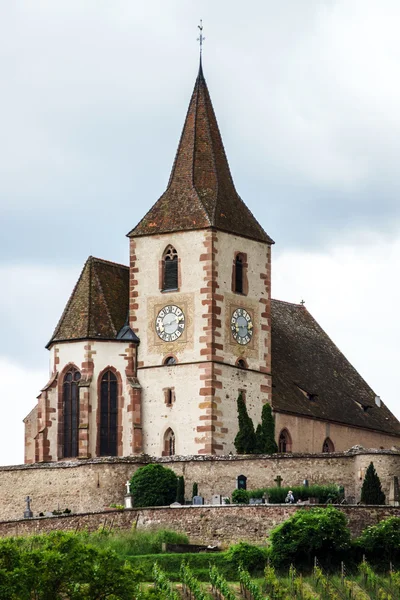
[197,20,205,56]
[300,299,305,306]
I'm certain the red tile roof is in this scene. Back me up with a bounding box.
[128,62,273,244]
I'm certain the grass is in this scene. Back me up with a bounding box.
[86,528,189,557]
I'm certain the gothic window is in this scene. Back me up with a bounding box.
[164,428,175,456]
[322,437,334,453]
[278,428,292,453]
[63,367,81,458]
[162,245,178,291]
[99,370,118,456]
[232,252,248,295]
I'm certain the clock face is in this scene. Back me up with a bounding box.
[231,308,253,345]
[155,305,186,342]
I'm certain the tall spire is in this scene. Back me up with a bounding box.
[128,63,273,244]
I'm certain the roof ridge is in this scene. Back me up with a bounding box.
[91,256,128,270]
[200,72,219,224]
[46,258,91,348]
[271,298,305,308]
[92,262,117,337]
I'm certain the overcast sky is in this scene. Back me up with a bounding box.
[1,0,400,466]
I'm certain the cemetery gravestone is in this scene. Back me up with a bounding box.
[212,494,222,505]
[192,495,204,506]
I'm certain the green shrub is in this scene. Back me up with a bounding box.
[127,552,236,581]
[360,462,386,505]
[231,484,342,505]
[269,506,351,567]
[232,489,249,504]
[130,464,178,507]
[225,542,268,573]
[356,516,400,565]
[192,482,198,498]
[255,403,278,454]
[234,392,257,454]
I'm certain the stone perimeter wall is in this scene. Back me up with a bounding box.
[1,450,400,521]
[1,505,400,544]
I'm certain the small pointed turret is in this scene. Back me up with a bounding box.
[128,63,273,244]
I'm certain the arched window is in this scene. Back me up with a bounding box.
[232,252,248,295]
[322,437,334,453]
[278,429,292,453]
[99,370,118,456]
[164,428,175,456]
[63,367,81,458]
[162,245,178,291]
[236,358,247,369]
[163,355,177,365]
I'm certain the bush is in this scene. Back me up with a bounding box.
[255,403,278,454]
[176,476,185,504]
[225,542,268,573]
[192,482,198,498]
[231,484,342,505]
[269,506,351,567]
[361,462,386,505]
[234,392,257,454]
[130,464,178,507]
[356,516,400,565]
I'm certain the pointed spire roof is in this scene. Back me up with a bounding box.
[47,256,135,348]
[128,63,273,244]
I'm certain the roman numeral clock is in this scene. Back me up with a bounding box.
[155,305,186,343]
[231,308,253,345]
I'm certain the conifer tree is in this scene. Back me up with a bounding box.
[234,392,256,454]
[361,462,386,505]
[176,475,185,504]
[256,403,278,454]
[192,482,198,498]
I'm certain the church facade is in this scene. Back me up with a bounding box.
[24,63,400,464]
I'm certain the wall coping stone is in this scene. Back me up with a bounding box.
[3,447,400,472]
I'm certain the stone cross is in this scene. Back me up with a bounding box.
[25,496,31,510]
[24,496,33,519]
[274,475,283,488]
[125,480,131,494]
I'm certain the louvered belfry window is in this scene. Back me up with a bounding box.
[235,254,243,293]
[100,370,118,456]
[162,246,178,291]
[63,368,81,458]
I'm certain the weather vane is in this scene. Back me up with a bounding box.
[197,20,205,56]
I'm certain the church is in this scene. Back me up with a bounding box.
[24,61,400,464]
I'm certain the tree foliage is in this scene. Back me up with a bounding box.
[269,506,351,567]
[361,462,386,505]
[255,403,278,454]
[0,531,139,599]
[192,482,198,498]
[234,392,257,454]
[130,464,178,507]
[356,516,400,564]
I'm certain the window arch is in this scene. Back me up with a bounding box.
[236,358,247,369]
[63,367,81,458]
[163,428,176,456]
[163,355,177,366]
[232,252,248,295]
[278,428,292,453]
[322,437,334,453]
[99,370,118,456]
[162,245,178,291]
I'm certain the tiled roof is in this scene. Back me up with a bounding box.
[271,299,400,436]
[47,257,130,347]
[128,62,273,244]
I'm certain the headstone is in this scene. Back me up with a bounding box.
[212,494,222,505]
[125,480,131,494]
[192,495,204,506]
[274,475,283,488]
[124,494,133,509]
[24,496,33,519]
[249,498,263,505]
[389,476,400,506]
[170,502,181,507]
[303,479,309,487]
[237,474,247,490]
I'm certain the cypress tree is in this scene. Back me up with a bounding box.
[361,462,386,505]
[256,403,278,454]
[234,392,257,454]
[176,475,185,504]
[192,482,198,498]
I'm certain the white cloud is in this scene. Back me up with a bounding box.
[0,357,47,466]
[273,232,400,419]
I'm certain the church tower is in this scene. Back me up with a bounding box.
[128,62,274,455]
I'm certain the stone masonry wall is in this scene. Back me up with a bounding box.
[0,450,399,521]
[1,505,400,545]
